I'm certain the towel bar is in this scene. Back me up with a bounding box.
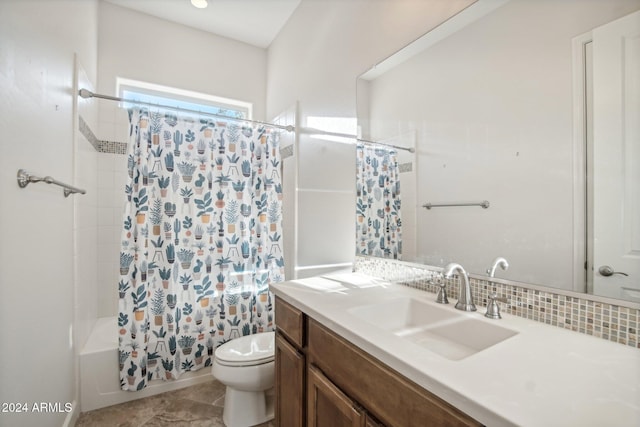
[17,169,86,197]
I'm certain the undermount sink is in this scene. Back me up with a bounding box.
[348,297,518,361]
[401,318,518,361]
[348,297,462,332]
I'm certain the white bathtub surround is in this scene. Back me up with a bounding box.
[271,273,640,426]
[80,317,211,412]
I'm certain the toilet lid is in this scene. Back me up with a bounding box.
[215,331,275,367]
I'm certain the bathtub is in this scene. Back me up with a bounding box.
[79,317,212,412]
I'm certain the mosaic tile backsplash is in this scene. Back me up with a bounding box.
[354,256,639,349]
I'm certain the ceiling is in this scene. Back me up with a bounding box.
[103,0,301,48]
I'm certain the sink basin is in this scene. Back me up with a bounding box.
[401,319,518,361]
[348,297,517,361]
[348,297,462,333]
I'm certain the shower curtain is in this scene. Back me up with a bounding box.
[118,108,284,391]
[356,143,402,259]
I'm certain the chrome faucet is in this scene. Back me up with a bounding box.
[487,257,509,278]
[485,257,509,319]
[443,263,476,312]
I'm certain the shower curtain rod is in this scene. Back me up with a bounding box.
[298,126,415,153]
[78,89,295,132]
[78,89,414,153]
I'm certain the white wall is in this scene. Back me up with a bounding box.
[267,0,475,278]
[98,1,267,120]
[364,0,640,289]
[0,1,98,425]
[95,2,270,317]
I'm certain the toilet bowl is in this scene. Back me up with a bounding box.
[212,331,275,427]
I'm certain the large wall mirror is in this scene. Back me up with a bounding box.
[356,0,640,303]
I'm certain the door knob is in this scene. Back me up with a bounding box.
[598,265,629,277]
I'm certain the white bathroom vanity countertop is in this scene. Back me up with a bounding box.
[271,273,640,427]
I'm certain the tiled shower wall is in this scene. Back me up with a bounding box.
[79,109,129,318]
[354,256,640,349]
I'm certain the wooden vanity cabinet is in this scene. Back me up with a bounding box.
[274,296,483,427]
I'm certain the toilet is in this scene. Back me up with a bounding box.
[211,331,275,427]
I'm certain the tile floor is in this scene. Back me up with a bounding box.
[75,378,274,427]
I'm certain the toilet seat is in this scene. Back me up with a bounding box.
[215,331,275,367]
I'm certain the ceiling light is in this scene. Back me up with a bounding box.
[191,0,208,9]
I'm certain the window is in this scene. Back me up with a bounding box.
[117,78,252,120]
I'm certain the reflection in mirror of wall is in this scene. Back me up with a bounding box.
[356,0,640,303]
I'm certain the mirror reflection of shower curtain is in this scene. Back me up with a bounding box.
[118,108,284,391]
[356,143,402,259]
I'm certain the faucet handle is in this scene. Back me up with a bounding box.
[485,293,508,319]
[428,275,448,304]
[430,279,449,304]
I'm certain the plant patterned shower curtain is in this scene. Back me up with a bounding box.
[118,108,284,391]
[355,143,401,259]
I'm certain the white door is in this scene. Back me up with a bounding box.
[592,10,640,302]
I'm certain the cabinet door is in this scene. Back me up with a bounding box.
[307,364,365,427]
[276,333,305,427]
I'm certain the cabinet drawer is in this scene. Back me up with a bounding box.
[308,319,482,427]
[275,296,305,348]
